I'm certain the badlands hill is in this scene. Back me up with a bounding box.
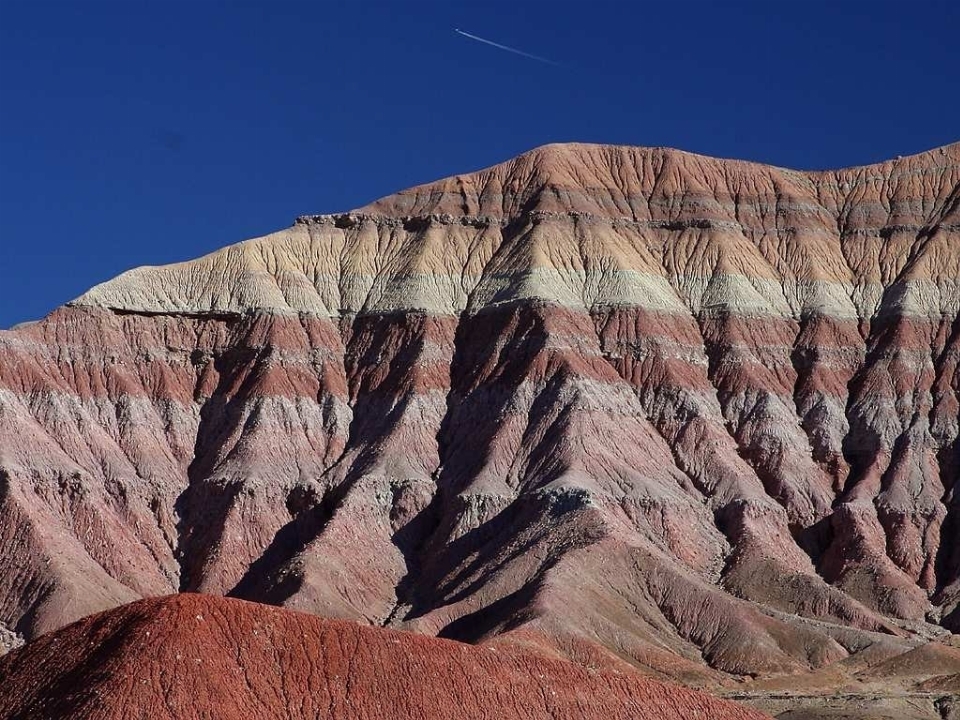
[0,593,769,719]
[0,142,958,715]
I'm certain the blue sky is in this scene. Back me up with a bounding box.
[1,0,957,328]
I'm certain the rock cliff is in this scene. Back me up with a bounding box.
[1,142,958,708]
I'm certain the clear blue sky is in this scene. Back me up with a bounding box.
[1,0,957,328]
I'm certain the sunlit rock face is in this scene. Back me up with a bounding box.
[1,141,958,685]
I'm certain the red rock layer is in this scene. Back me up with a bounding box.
[0,593,769,720]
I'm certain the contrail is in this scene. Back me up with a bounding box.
[454,28,560,66]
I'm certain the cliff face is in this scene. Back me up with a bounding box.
[1,142,958,685]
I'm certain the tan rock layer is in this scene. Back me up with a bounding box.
[71,142,960,320]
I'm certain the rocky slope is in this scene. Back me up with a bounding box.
[0,142,958,707]
[0,593,769,719]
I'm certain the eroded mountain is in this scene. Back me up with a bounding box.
[1,142,958,713]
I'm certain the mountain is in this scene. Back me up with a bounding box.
[0,142,958,716]
[0,593,769,719]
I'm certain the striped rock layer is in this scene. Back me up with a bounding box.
[1,142,958,686]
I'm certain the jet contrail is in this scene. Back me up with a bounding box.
[454,28,560,66]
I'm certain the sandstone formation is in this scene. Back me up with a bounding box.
[0,593,769,720]
[0,142,958,712]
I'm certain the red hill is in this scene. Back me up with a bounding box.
[0,593,767,720]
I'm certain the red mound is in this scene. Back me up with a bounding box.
[0,593,766,720]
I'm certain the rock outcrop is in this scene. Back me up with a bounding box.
[0,142,958,698]
[0,593,769,720]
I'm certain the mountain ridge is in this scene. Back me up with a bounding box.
[1,140,959,718]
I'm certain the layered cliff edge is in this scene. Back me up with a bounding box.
[1,142,959,712]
